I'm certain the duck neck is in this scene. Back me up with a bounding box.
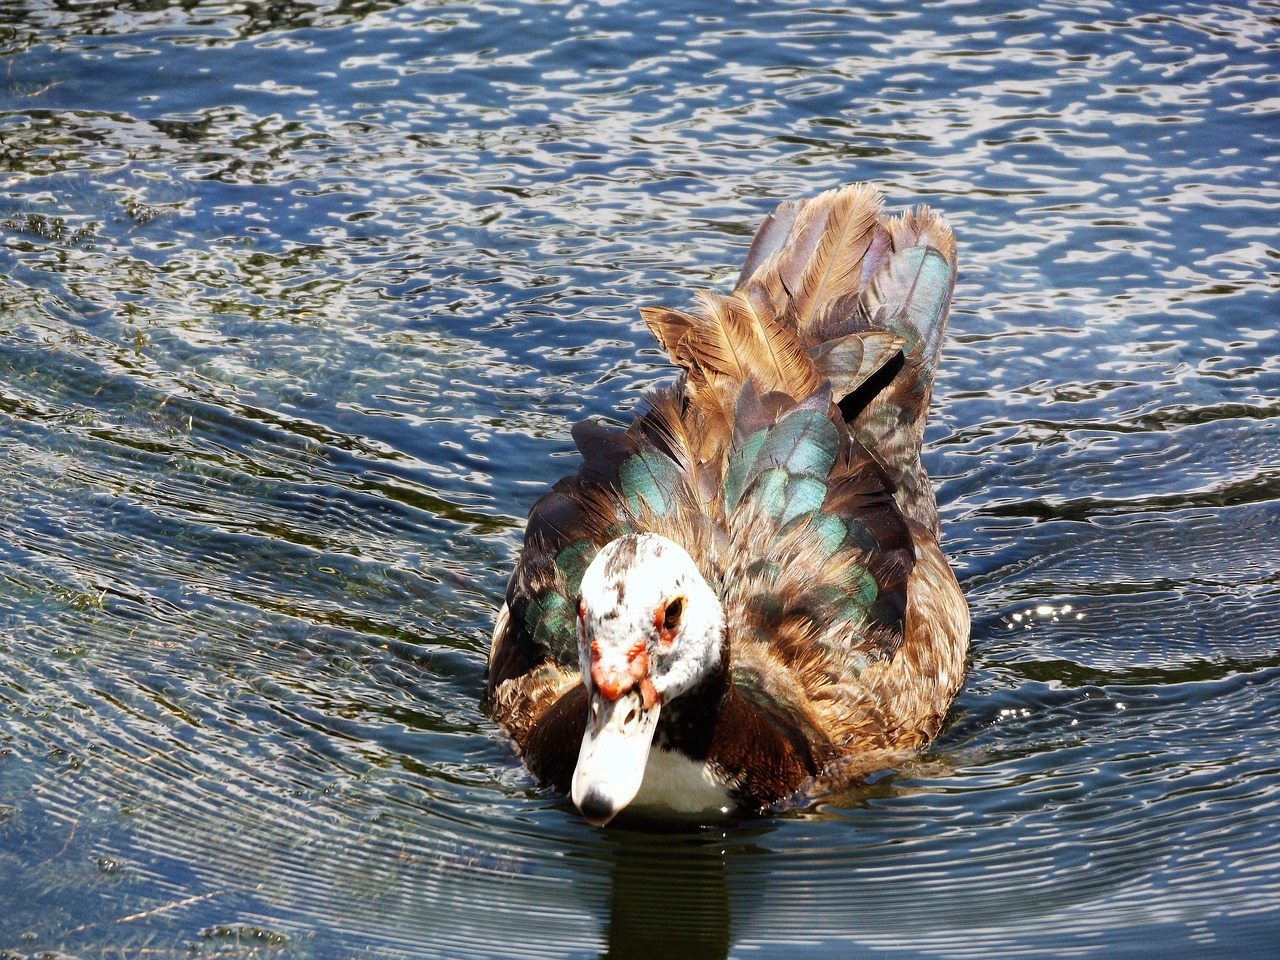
[652,644,731,759]
[650,642,826,811]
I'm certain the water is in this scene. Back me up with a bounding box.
[1,0,1278,956]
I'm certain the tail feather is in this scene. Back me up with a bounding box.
[859,244,954,408]
[886,205,957,267]
[851,244,957,534]
[736,183,883,342]
[640,289,821,403]
[809,330,906,410]
[731,186,957,531]
[733,199,800,289]
[642,183,957,532]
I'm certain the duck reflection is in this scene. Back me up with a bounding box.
[596,823,766,960]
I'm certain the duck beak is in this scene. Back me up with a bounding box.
[571,688,660,826]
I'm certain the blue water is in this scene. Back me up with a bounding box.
[1,1,1278,957]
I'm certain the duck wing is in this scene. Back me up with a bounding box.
[712,186,964,752]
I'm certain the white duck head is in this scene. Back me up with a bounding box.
[571,532,725,825]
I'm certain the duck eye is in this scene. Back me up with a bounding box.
[662,595,685,632]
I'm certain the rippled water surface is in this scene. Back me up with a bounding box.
[2,1,1279,956]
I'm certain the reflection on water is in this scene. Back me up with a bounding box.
[1,0,1279,957]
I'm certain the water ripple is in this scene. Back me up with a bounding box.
[2,0,1279,957]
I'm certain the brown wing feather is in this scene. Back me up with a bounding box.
[643,292,820,403]
[737,183,883,342]
[635,385,725,506]
[771,521,968,773]
[639,305,697,362]
[694,290,822,399]
[826,523,969,751]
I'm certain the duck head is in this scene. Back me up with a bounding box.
[571,532,724,826]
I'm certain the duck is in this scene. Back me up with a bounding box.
[487,183,970,826]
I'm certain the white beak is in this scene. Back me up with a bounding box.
[571,688,660,826]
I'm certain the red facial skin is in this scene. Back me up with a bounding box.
[583,597,679,711]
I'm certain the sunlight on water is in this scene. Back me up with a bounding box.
[1,1,1279,957]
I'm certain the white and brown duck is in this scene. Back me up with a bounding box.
[488,183,970,826]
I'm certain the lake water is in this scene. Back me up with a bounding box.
[2,1,1278,957]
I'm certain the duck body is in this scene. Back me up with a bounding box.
[488,184,970,825]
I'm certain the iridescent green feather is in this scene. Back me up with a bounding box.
[524,590,575,659]
[752,408,839,488]
[723,405,839,517]
[619,449,684,517]
[721,427,769,511]
[778,475,829,526]
[554,538,599,601]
